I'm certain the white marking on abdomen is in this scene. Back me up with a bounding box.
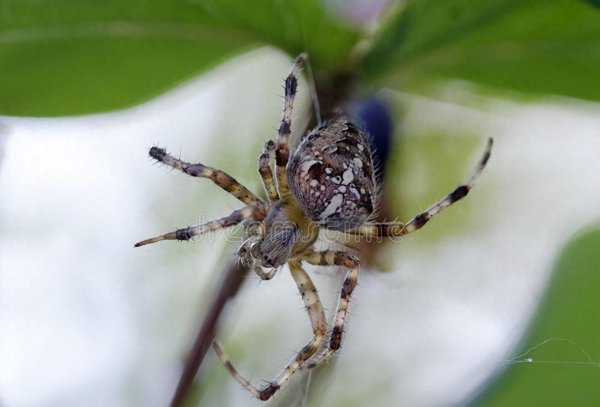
[320,194,344,219]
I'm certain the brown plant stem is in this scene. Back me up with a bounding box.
[170,259,248,407]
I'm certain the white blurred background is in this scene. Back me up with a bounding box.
[1,48,599,407]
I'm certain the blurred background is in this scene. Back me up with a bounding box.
[1,1,599,407]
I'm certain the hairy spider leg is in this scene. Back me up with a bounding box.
[301,249,360,369]
[348,138,494,238]
[275,54,305,198]
[134,206,254,247]
[258,140,279,202]
[213,258,327,401]
[148,146,265,212]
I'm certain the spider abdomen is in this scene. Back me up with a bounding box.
[287,119,377,231]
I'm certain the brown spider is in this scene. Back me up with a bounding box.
[135,54,493,401]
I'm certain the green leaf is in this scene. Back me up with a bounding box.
[471,226,600,406]
[0,1,359,116]
[364,0,600,101]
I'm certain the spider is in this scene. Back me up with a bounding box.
[135,54,493,401]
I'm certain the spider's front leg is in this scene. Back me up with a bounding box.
[213,258,327,400]
[301,249,360,369]
[148,146,265,212]
[134,206,255,247]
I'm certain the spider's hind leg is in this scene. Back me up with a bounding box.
[348,137,494,238]
[275,54,305,197]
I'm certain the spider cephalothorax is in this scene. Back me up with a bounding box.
[135,54,493,401]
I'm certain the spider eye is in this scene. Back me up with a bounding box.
[262,254,273,267]
[287,119,377,231]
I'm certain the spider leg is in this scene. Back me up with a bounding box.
[301,249,359,369]
[348,138,493,238]
[275,54,305,198]
[148,146,265,211]
[258,140,279,202]
[134,206,253,247]
[213,259,326,400]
